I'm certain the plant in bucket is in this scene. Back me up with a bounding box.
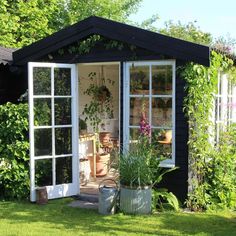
[119,105,175,214]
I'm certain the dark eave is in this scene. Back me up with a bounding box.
[13,16,210,66]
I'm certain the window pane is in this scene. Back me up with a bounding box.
[55,128,72,155]
[130,97,149,126]
[220,97,227,121]
[130,66,149,95]
[55,98,71,125]
[35,159,52,187]
[129,128,140,150]
[152,98,172,127]
[34,98,51,126]
[152,65,172,95]
[34,129,52,156]
[54,68,71,95]
[33,67,51,95]
[56,156,72,185]
[152,129,172,159]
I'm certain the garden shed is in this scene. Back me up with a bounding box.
[3,16,211,202]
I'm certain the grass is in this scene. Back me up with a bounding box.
[0,198,236,236]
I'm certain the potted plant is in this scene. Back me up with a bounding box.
[82,71,114,176]
[119,113,175,214]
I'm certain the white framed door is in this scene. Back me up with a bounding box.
[123,61,176,167]
[28,62,79,201]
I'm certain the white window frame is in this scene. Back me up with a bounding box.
[123,60,176,167]
[214,72,236,143]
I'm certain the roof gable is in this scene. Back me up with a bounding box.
[13,16,210,66]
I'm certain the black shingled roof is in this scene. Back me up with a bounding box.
[0,46,16,65]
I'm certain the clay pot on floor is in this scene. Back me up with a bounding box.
[88,153,110,177]
[96,153,110,177]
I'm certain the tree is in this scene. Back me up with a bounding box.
[159,20,212,46]
[138,15,212,46]
[0,0,141,48]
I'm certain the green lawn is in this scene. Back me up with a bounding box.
[0,198,235,236]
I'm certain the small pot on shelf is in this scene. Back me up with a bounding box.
[99,132,111,146]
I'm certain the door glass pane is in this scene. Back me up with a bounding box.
[35,159,52,186]
[54,68,71,95]
[130,97,149,126]
[152,129,172,159]
[152,98,172,127]
[34,98,51,126]
[130,66,149,95]
[34,129,52,156]
[152,65,172,95]
[33,67,51,95]
[55,98,71,125]
[55,128,72,155]
[56,156,72,185]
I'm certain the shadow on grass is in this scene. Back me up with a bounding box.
[0,199,236,236]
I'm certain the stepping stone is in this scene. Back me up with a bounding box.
[68,200,98,209]
[74,193,98,203]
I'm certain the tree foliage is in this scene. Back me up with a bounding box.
[0,0,141,48]
[159,20,212,46]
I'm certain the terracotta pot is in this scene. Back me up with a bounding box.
[165,130,172,143]
[158,130,172,144]
[96,153,110,177]
[99,132,111,146]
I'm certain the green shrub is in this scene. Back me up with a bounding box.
[0,102,30,199]
[206,125,236,210]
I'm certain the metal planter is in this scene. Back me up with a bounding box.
[120,186,152,214]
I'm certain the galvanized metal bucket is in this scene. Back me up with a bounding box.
[120,185,152,214]
[98,179,118,215]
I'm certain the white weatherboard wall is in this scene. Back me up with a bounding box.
[78,63,119,136]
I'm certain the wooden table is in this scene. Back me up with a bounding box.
[79,133,96,180]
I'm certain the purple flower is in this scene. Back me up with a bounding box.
[139,112,151,137]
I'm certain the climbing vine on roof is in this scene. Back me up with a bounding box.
[47,34,137,61]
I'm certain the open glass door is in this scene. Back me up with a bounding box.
[28,62,79,201]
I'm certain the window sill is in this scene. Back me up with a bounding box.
[160,161,175,168]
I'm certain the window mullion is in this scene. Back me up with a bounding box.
[51,67,56,186]
[149,65,152,142]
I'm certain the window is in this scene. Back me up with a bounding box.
[214,73,236,143]
[124,61,175,167]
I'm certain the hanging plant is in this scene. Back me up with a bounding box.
[82,71,114,133]
[97,85,112,102]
